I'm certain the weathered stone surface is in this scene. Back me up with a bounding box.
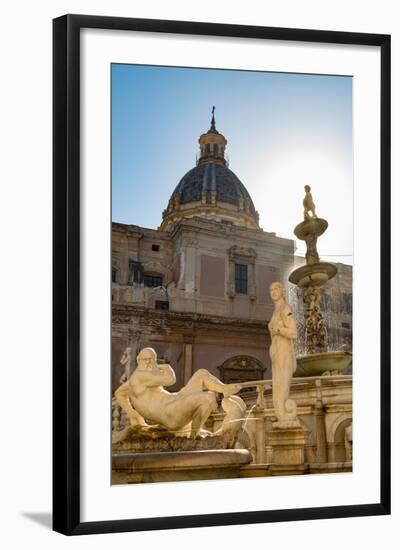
[306,462,352,474]
[268,426,309,467]
[112,449,252,484]
[113,428,235,454]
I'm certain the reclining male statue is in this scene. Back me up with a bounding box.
[114,347,245,439]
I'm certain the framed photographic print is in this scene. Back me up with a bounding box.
[53,14,391,535]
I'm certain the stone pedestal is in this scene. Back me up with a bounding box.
[268,426,309,476]
[112,449,252,484]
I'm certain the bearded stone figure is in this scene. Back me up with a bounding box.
[114,347,245,439]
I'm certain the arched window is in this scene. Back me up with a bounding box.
[218,355,265,385]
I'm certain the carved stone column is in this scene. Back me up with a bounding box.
[183,336,194,384]
[314,402,328,463]
[178,236,199,295]
[227,257,235,299]
[252,413,266,464]
[314,379,327,462]
[126,328,141,379]
[248,259,256,300]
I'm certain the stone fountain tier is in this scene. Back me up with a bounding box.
[289,192,352,377]
[111,423,253,483]
[112,424,249,454]
[294,217,328,240]
[289,262,337,288]
[295,351,352,377]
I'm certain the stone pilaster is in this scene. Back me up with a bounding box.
[253,414,266,464]
[183,337,194,384]
[314,401,328,463]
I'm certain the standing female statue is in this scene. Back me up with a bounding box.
[268,281,300,428]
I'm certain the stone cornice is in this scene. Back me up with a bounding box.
[112,303,270,334]
[112,221,169,239]
[160,204,259,232]
[111,219,295,256]
[169,217,294,250]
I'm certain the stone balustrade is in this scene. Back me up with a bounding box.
[235,375,352,465]
[111,374,352,467]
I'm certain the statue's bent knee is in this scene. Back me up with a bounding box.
[195,368,209,377]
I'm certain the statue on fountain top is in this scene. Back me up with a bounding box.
[114,347,245,439]
[303,185,317,221]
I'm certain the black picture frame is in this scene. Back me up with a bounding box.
[53,14,391,535]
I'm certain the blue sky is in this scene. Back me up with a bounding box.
[112,64,353,263]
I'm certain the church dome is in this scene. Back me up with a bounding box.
[170,163,257,214]
[160,108,259,231]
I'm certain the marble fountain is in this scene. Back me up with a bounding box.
[289,186,352,376]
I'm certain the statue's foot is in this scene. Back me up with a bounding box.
[189,428,212,439]
[223,383,242,397]
[198,428,213,438]
[129,419,149,429]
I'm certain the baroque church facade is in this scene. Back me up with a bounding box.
[111,112,352,392]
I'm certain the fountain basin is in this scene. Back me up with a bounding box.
[289,262,337,287]
[294,218,328,240]
[295,351,352,377]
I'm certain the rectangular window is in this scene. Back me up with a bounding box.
[112,269,116,283]
[144,274,162,288]
[155,300,169,311]
[152,244,160,252]
[235,263,248,294]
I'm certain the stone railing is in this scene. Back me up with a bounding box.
[210,375,352,464]
[236,374,352,409]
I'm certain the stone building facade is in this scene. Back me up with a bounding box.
[112,112,352,391]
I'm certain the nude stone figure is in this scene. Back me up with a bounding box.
[303,185,317,221]
[268,282,300,428]
[114,347,243,438]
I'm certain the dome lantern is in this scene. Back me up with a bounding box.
[197,106,227,167]
[160,109,260,232]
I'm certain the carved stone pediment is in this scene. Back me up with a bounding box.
[218,355,265,384]
[228,245,257,263]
